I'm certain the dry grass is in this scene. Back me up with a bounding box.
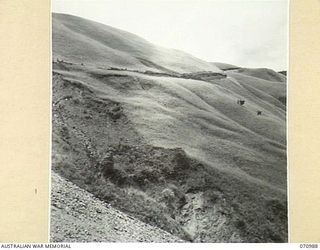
[51,13,287,242]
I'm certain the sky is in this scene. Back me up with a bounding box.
[52,0,288,71]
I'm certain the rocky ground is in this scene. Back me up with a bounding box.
[51,172,184,242]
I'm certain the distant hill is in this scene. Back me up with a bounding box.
[212,62,240,71]
[278,71,287,76]
[235,68,286,82]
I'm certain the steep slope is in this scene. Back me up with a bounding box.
[52,64,287,242]
[53,13,222,74]
[52,15,287,243]
[51,172,184,242]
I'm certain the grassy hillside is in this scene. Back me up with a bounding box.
[53,13,222,74]
[52,14,287,243]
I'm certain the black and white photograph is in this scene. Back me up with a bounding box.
[51,0,288,243]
